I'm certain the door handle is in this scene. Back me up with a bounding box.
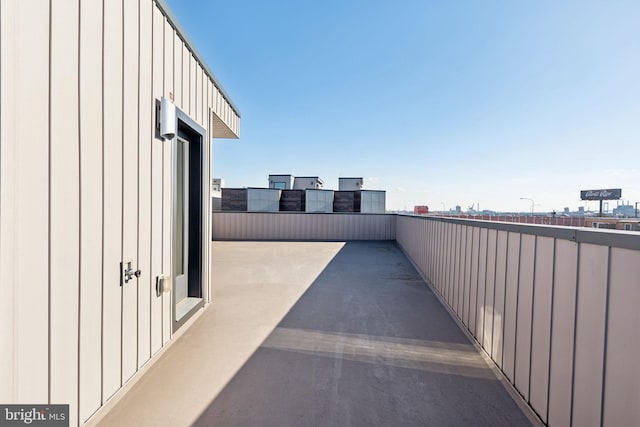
[121,260,142,286]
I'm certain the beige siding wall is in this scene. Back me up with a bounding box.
[78,0,104,421]
[396,215,640,426]
[0,1,239,425]
[50,3,80,427]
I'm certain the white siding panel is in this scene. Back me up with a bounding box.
[182,43,191,115]
[463,227,473,328]
[216,89,221,118]
[122,0,140,384]
[164,20,174,100]
[50,2,80,424]
[502,232,521,382]
[162,19,174,344]
[0,0,18,403]
[483,229,497,354]
[196,67,203,124]
[529,236,554,421]
[572,243,608,427]
[173,36,182,110]
[445,223,453,304]
[79,0,104,420]
[603,248,640,426]
[150,5,164,356]
[6,0,51,404]
[468,227,480,336]
[137,0,153,370]
[514,234,535,399]
[547,239,578,427]
[102,0,124,400]
[456,225,465,315]
[492,230,508,366]
[189,53,196,116]
[475,229,488,341]
[182,44,189,112]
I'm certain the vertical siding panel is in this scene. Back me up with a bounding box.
[434,222,441,291]
[572,244,608,427]
[0,0,50,404]
[475,229,488,342]
[150,5,164,355]
[197,67,203,124]
[17,0,52,403]
[444,223,451,302]
[137,0,152,370]
[547,239,577,427]
[182,49,193,117]
[457,225,469,323]
[50,1,80,425]
[441,223,448,295]
[433,222,439,291]
[483,230,497,354]
[79,0,103,420]
[603,248,640,426]
[102,0,124,400]
[445,223,452,304]
[468,227,480,336]
[0,0,17,402]
[426,221,432,280]
[182,43,189,112]
[455,224,463,313]
[432,221,438,282]
[514,234,535,400]
[164,20,174,101]
[503,233,521,382]
[529,236,554,421]
[452,224,459,308]
[162,19,174,344]
[493,231,508,368]
[173,37,182,110]
[121,0,140,384]
[189,53,196,116]
[216,89,221,118]
[463,227,472,327]
[456,225,464,315]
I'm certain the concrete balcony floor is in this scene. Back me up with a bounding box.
[97,241,536,426]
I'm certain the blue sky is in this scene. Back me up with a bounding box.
[166,0,640,212]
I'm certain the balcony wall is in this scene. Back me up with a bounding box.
[396,215,640,427]
[212,212,395,241]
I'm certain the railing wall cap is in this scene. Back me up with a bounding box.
[397,214,640,251]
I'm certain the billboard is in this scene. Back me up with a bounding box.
[580,189,622,201]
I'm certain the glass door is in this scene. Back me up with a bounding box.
[174,136,189,319]
[172,114,205,331]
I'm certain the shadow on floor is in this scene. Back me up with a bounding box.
[194,241,531,427]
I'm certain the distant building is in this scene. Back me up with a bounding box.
[612,204,636,217]
[414,206,429,215]
[338,177,363,191]
[223,174,385,213]
[293,176,323,189]
[584,217,640,231]
[211,178,224,211]
[268,174,294,190]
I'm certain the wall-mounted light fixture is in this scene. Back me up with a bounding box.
[159,97,176,140]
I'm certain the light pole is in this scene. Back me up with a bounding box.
[520,197,534,216]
